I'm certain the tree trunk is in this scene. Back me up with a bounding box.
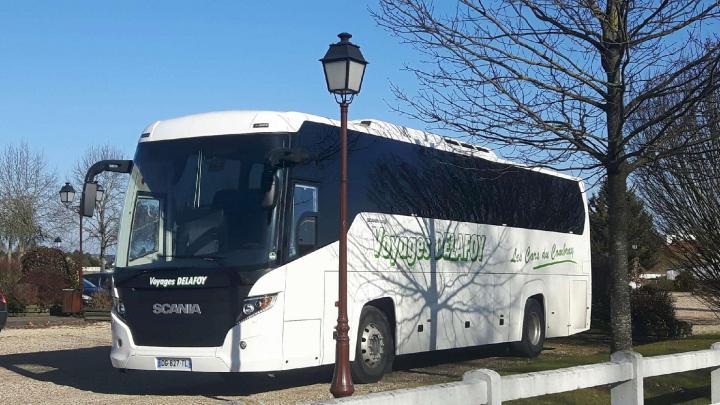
[602,0,632,351]
[99,207,106,272]
[607,167,632,351]
[5,238,11,263]
[100,241,106,272]
[606,83,633,351]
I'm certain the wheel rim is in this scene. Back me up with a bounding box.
[360,322,385,368]
[528,312,542,346]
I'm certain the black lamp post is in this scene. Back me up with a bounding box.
[320,32,368,399]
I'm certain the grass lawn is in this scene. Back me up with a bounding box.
[502,334,720,404]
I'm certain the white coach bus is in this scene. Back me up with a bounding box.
[106,110,590,382]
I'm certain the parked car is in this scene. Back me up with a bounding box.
[0,291,7,332]
[82,279,104,306]
[83,272,113,291]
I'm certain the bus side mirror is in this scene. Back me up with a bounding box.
[296,214,317,256]
[80,182,98,217]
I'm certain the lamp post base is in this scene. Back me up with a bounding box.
[330,368,354,398]
[330,318,354,398]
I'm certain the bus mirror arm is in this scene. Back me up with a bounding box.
[83,160,134,183]
[80,160,134,217]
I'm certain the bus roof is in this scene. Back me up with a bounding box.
[139,110,581,183]
[140,110,493,154]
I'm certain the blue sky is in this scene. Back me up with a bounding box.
[0,1,423,180]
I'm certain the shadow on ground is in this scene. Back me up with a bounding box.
[645,386,710,405]
[0,344,519,398]
[0,346,334,398]
[394,342,511,372]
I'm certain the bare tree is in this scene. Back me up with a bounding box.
[638,88,720,312]
[373,0,720,351]
[72,145,128,271]
[0,142,58,260]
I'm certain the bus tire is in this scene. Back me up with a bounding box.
[512,298,545,358]
[351,306,394,383]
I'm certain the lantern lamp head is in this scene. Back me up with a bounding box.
[320,33,368,103]
[59,182,76,205]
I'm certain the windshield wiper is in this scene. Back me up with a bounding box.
[159,255,222,262]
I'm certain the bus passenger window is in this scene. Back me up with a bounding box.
[289,184,318,258]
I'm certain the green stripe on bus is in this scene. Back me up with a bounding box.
[533,260,577,270]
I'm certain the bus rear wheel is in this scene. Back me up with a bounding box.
[512,298,545,358]
[351,306,394,383]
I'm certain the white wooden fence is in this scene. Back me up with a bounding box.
[314,343,720,405]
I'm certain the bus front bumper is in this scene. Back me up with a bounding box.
[110,311,283,372]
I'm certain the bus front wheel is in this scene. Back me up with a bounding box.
[512,298,545,358]
[351,306,394,383]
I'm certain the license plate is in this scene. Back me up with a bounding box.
[156,357,192,371]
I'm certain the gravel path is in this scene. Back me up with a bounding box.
[0,323,491,404]
[0,296,717,404]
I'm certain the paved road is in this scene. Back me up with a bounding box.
[673,292,720,334]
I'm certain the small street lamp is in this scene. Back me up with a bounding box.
[59,181,94,303]
[59,182,76,205]
[320,32,368,399]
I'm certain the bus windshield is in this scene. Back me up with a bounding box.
[122,133,287,270]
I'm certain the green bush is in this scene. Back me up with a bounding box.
[631,285,692,341]
[653,278,675,291]
[591,255,611,329]
[674,271,697,292]
[11,283,37,308]
[6,294,25,313]
[0,258,22,298]
[86,292,112,310]
[17,247,80,307]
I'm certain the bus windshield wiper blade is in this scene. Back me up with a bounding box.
[159,255,222,262]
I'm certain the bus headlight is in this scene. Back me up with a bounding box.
[238,294,277,323]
